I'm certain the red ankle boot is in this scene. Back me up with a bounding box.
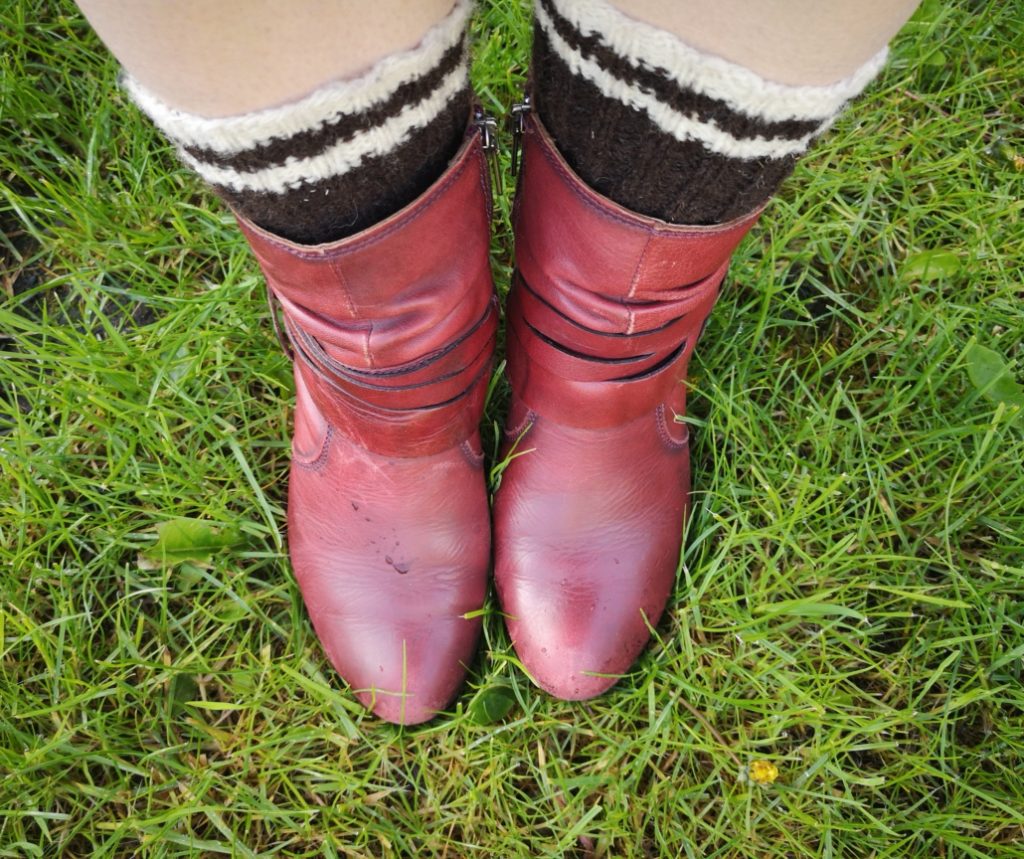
[494,111,762,699]
[239,122,497,724]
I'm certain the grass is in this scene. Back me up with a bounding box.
[2,0,1023,855]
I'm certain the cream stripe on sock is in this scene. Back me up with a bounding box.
[545,0,887,124]
[535,1,835,160]
[176,65,468,194]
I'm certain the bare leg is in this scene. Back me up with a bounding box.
[75,0,456,115]
[611,0,919,85]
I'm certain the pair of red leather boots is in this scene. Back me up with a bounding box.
[239,105,761,724]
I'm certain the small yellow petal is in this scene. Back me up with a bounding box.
[749,760,779,785]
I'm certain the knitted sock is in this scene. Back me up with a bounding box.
[123,0,472,245]
[531,0,889,225]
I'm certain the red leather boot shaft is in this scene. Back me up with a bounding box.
[238,133,496,458]
[494,114,760,699]
[240,129,496,723]
[237,136,494,372]
[510,115,761,428]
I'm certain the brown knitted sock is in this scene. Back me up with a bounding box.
[124,0,472,245]
[531,0,888,225]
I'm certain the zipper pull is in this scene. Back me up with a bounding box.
[473,108,502,208]
[508,95,531,178]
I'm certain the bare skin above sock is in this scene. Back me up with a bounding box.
[123,0,472,244]
[531,0,889,225]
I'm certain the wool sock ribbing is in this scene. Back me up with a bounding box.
[124,0,472,245]
[531,0,888,225]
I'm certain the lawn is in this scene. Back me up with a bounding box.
[2,0,1023,856]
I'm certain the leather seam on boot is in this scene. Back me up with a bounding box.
[292,302,494,381]
[292,316,492,413]
[524,320,653,366]
[625,234,652,312]
[609,340,687,382]
[530,132,653,231]
[293,424,334,471]
[655,404,689,451]
[504,407,537,440]
[311,367,483,415]
[315,349,488,393]
[518,271,685,338]
[459,438,485,468]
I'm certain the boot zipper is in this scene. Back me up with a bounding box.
[473,108,501,218]
[508,94,531,179]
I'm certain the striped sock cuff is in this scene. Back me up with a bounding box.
[533,0,888,224]
[124,0,473,243]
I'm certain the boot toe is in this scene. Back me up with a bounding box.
[296,550,485,725]
[315,614,477,724]
[498,542,675,700]
[494,409,686,701]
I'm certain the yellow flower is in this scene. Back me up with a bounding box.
[748,760,779,785]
